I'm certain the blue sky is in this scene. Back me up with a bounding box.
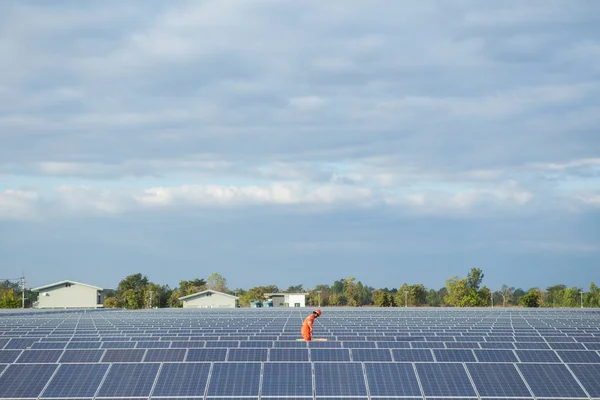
[1,0,599,292]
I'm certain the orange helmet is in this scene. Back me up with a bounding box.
[314,309,322,317]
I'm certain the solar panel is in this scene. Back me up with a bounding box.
[557,350,600,363]
[516,349,561,362]
[314,363,367,397]
[351,348,393,361]
[95,363,160,398]
[40,363,109,398]
[186,348,227,361]
[269,348,309,361]
[466,363,532,397]
[101,348,146,362]
[433,349,477,362]
[310,348,351,362]
[0,364,58,399]
[569,363,600,397]
[227,348,268,361]
[151,362,210,397]
[474,349,518,362]
[392,348,434,361]
[517,363,588,398]
[15,349,63,363]
[0,350,22,363]
[143,348,187,362]
[206,362,261,397]
[416,363,477,397]
[261,362,313,397]
[364,362,422,396]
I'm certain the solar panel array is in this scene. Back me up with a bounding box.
[0,308,599,399]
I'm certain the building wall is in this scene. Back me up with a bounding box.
[271,294,306,307]
[37,283,103,308]
[287,294,306,307]
[183,292,237,308]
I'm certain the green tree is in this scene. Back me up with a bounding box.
[0,288,20,308]
[467,268,484,290]
[239,285,278,307]
[444,269,490,307]
[206,272,228,293]
[285,284,304,293]
[520,289,541,307]
[372,290,393,307]
[104,297,119,308]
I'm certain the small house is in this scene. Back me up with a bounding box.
[264,292,309,307]
[179,289,239,308]
[32,280,104,309]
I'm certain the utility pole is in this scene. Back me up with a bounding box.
[491,291,494,308]
[316,291,322,307]
[580,291,584,308]
[21,276,25,308]
[148,290,153,309]
[404,291,408,308]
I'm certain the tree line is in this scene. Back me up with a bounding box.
[1,269,598,309]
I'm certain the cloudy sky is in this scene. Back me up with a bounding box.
[1,0,599,293]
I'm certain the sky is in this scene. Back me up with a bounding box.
[1,0,599,292]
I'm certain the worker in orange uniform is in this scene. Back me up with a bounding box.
[301,309,322,341]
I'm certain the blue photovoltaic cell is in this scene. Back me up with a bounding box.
[0,339,9,349]
[15,349,63,363]
[101,341,137,349]
[416,363,477,397]
[314,363,367,397]
[392,349,434,362]
[474,349,518,362]
[4,339,38,349]
[0,364,58,399]
[186,348,227,361]
[136,341,170,348]
[344,341,377,348]
[151,363,210,397]
[364,362,421,397]
[550,342,586,350]
[445,342,479,349]
[569,363,600,397]
[480,342,515,349]
[433,349,476,362]
[516,350,561,362]
[66,341,102,349]
[557,350,600,363]
[351,349,392,361]
[40,363,109,398]
[376,341,411,348]
[206,362,261,396]
[101,348,146,362]
[96,363,160,397]
[240,340,272,348]
[310,348,351,362]
[143,348,187,362]
[31,342,67,349]
[514,342,551,350]
[59,349,105,363]
[466,363,531,397]
[269,348,309,361]
[518,363,587,398]
[205,340,239,347]
[0,350,22,363]
[227,348,268,361]
[261,362,313,397]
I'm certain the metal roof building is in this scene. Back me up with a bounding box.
[31,280,104,309]
[179,289,239,308]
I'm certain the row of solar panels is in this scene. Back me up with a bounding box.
[0,361,598,398]
[1,347,600,363]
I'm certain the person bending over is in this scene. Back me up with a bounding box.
[301,309,322,341]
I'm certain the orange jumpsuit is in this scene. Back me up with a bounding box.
[301,313,316,341]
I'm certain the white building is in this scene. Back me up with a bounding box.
[179,289,239,308]
[264,293,309,307]
[32,280,104,309]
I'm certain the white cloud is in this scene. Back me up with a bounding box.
[0,190,40,220]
